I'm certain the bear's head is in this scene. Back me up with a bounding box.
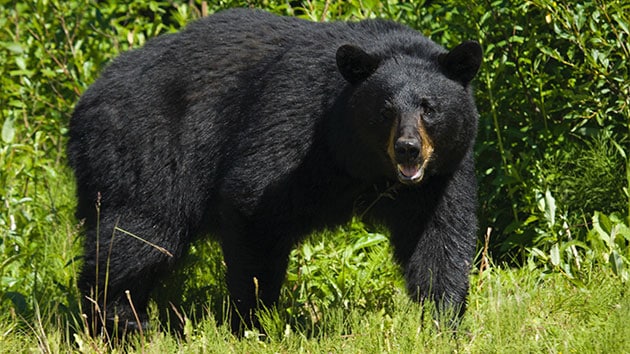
[336,40,482,184]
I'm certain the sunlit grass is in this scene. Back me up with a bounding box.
[1,244,629,353]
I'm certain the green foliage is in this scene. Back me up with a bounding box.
[280,220,402,333]
[527,189,630,283]
[1,0,87,326]
[537,131,626,216]
[588,212,630,281]
[444,0,630,268]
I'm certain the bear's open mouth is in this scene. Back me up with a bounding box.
[397,163,424,183]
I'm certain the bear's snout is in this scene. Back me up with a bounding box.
[394,137,421,164]
[393,137,426,183]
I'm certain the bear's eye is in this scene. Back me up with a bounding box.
[379,107,396,122]
[420,99,436,120]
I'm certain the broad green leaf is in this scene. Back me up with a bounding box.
[550,243,561,267]
[2,117,15,144]
[1,42,24,54]
[609,251,625,276]
[591,212,612,246]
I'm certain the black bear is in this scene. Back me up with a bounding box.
[68,8,482,334]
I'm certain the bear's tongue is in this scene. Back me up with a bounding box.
[399,164,421,179]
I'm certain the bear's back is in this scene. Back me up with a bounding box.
[68,9,451,223]
[86,9,443,92]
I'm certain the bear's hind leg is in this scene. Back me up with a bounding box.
[78,208,190,335]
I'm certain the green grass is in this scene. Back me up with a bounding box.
[1,260,628,353]
[112,267,629,353]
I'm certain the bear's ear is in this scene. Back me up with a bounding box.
[438,41,482,86]
[336,44,381,84]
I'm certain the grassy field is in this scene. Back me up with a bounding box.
[1,256,629,353]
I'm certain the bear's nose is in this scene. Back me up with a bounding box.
[394,138,421,162]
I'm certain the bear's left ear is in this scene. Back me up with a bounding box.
[336,44,381,84]
[438,41,482,86]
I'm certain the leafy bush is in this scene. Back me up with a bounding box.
[527,189,630,282]
[455,0,629,267]
[281,221,402,332]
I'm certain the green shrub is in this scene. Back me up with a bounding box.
[467,0,629,266]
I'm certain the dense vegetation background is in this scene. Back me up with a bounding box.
[1,0,629,351]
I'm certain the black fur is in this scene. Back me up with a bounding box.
[67,8,481,334]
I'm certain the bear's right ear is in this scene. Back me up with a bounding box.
[336,44,380,84]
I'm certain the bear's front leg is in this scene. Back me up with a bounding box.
[384,157,478,325]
